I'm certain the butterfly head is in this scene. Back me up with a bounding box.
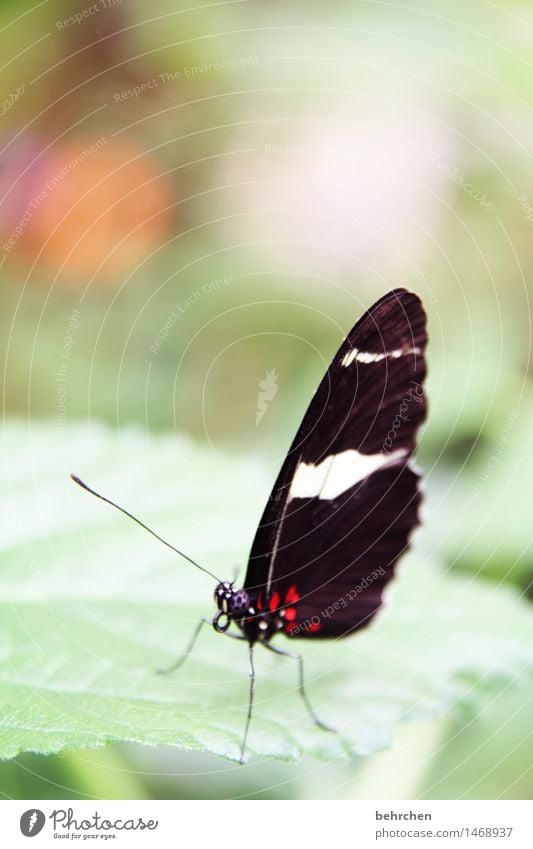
[213,582,250,631]
[214,581,250,615]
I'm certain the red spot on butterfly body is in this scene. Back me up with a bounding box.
[285,618,322,635]
[269,591,281,611]
[285,585,300,603]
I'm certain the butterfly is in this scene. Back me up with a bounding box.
[72,287,427,763]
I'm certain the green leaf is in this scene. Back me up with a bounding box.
[0,421,531,763]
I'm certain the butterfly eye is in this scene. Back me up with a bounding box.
[214,583,229,609]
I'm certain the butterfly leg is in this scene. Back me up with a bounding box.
[264,643,335,733]
[156,617,212,674]
[157,618,247,675]
[239,645,255,765]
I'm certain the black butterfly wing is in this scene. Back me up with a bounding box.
[244,288,427,638]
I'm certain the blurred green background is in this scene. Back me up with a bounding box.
[0,0,532,799]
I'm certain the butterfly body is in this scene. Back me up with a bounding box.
[213,288,428,650]
[213,581,299,644]
[72,287,428,763]
[207,288,428,757]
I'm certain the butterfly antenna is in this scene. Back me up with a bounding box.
[70,474,221,583]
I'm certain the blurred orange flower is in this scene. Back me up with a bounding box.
[15,136,175,282]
